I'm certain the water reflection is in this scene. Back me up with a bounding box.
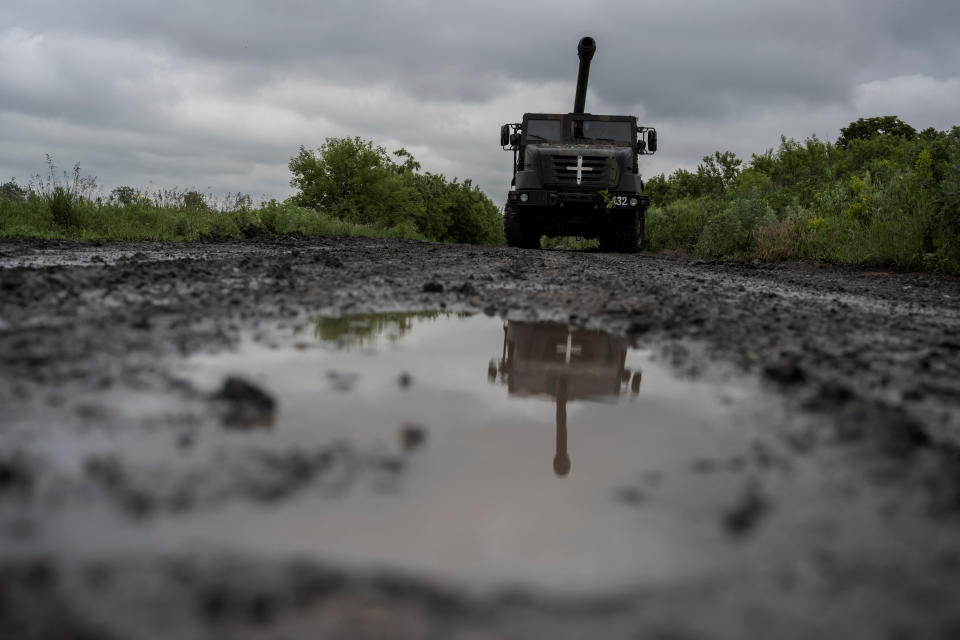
[168,313,750,590]
[489,322,642,477]
[314,312,469,349]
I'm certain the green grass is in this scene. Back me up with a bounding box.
[0,194,429,243]
[540,236,599,250]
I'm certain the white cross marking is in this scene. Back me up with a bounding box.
[565,155,593,185]
[556,332,582,364]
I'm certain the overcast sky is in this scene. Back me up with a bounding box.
[2,0,959,203]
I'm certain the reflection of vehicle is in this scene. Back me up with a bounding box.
[489,322,641,477]
[500,36,657,252]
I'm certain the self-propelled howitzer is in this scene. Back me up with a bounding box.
[500,36,657,251]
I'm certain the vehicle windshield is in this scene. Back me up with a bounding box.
[571,120,633,145]
[525,119,562,143]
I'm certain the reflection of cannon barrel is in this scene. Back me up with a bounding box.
[553,378,570,477]
[573,36,596,114]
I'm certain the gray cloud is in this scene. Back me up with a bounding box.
[2,0,959,202]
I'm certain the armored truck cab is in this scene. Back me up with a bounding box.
[500,37,657,252]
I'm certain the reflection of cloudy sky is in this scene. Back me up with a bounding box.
[2,1,959,201]
[171,313,748,590]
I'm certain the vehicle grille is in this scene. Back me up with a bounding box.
[549,155,608,186]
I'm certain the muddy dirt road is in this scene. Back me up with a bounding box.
[2,236,960,639]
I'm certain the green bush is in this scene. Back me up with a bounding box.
[696,194,772,258]
[642,117,960,273]
[289,137,503,245]
[754,207,814,261]
[110,186,137,205]
[645,197,714,253]
[1,180,27,201]
[182,190,208,211]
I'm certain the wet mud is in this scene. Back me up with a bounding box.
[2,235,960,639]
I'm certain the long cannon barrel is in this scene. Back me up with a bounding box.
[573,36,596,114]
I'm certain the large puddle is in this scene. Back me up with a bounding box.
[27,313,777,595]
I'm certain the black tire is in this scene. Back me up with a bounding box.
[638,211,646,251]
[613,209,641,253]
[504,204,541,249]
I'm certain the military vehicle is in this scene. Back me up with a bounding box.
[500,36,657,251]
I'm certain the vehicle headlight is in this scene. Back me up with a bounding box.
[629,197,638,207]
[519,193,529,202]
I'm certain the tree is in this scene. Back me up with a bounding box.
[288,137,504,245]
[838,116,916,148]
[434,178,504,245]
[289,137,424,227]
[698,151,742,192]
[110,186,137,205]
[1,180,26,201]
[182,190,208,210]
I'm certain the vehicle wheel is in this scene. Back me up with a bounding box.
[598,226,616,252]
[504,204,541,249]
[613,210,641,253]
[637,212,646,251]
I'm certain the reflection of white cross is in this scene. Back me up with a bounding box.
[556,332,582,364]
[565,155,592,185]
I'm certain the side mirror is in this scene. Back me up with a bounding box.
[500,124,510,147]
[647,129,658,153]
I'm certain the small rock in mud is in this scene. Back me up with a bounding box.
[83,455,156,518]
[763,356,807,385]
[835,400,930,457]
[1,271,26,292]
[84,455,126,489]
[400,423,427,451]
[626,319,651,335]
[805,380,855,410]
[75,403,107,420]
[722,480,769,537]
[213,376,276,429]
[268,261,293,279]
[326,371,359,392]
[691,458,720,474]
[176,433,195,450]
[0,455,33,495]
[237,446,344,501]
[20,558,59,590]
[319,253,344,268]
[452,282,477,296]
[397,371,413,389]
[614,487,645,505]
[422,281,444,293]
[376,457,406,474]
